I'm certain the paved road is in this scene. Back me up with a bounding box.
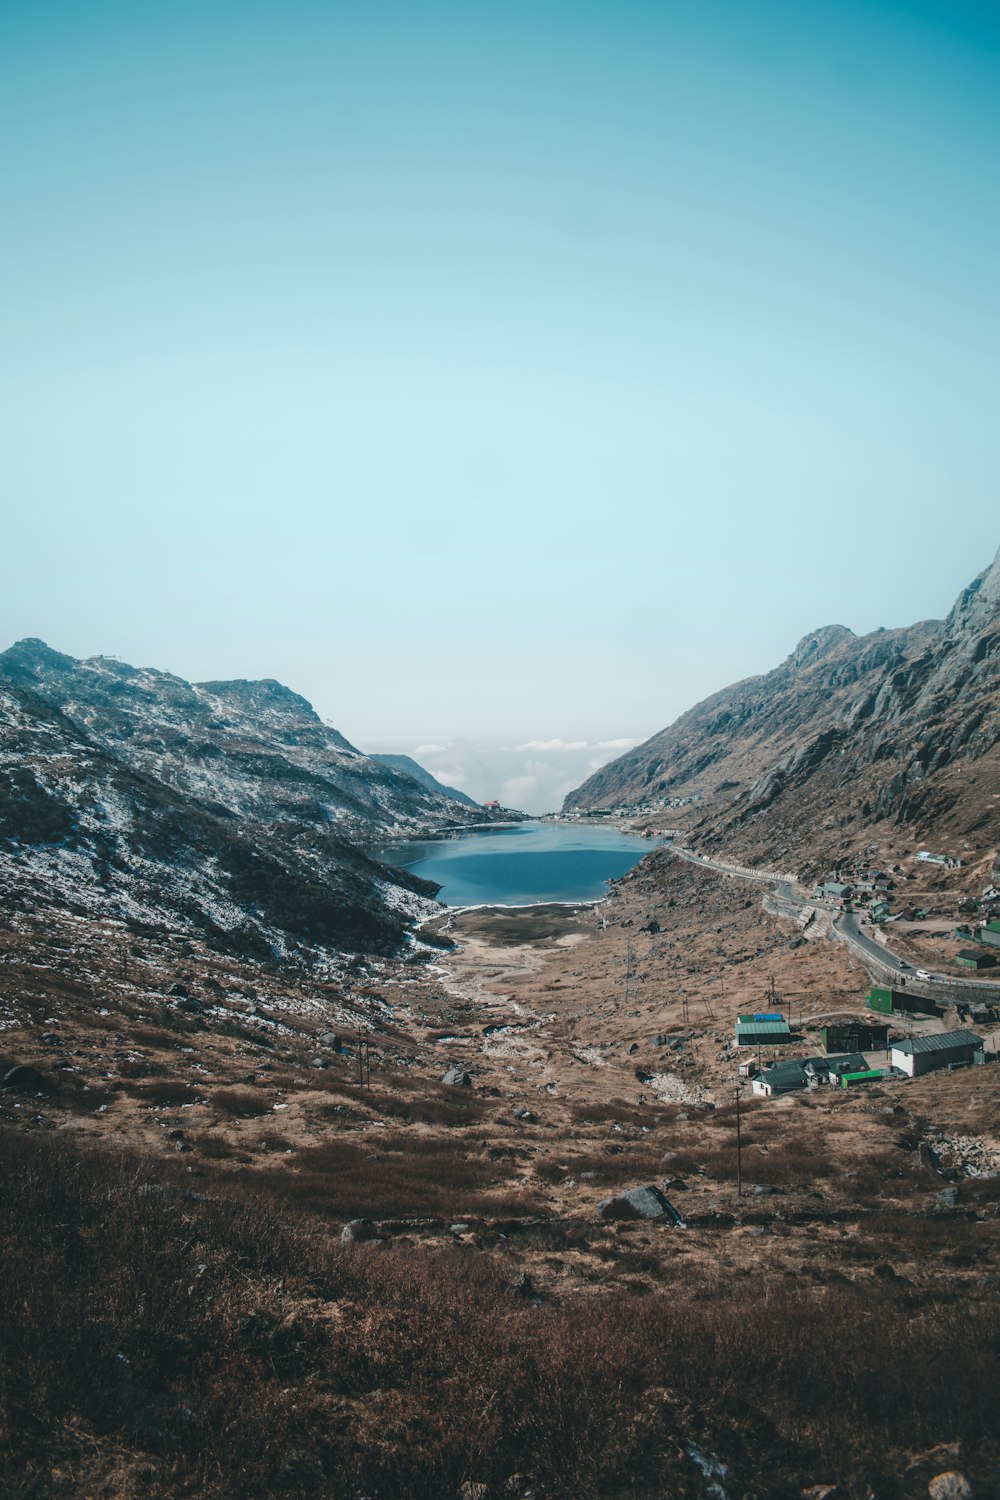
[662,842,1000,1003]
[835,910,910,976]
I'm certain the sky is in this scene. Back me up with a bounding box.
[2,1,998,812]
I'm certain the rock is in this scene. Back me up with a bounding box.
[318,1031,341,1051]
[168,983,189,998]
[597,1185,686,1226]
[41,1032,61,1045]
[341,1219,378,1244]
[928,1474,973,1500]
[800,1487,837,1499]
[935,1186,960,1210]
[2,1064,48,1093]
[442,1068,472,1087]
[751,1184,778,1196]
[628,1042,639,1054]
[309,1056,328,1069]
[512,1107,537,1123]
[450,1223,471,1236]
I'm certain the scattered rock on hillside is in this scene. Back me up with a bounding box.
[928,1474,973,1500]
[596,1185,686,1225]
[341,1219,378,1244]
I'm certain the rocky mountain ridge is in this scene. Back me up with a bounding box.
[566,548,1000,872]
[370,753,478,809]
[0,640,482,961]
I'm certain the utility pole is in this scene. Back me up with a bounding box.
[735,1082,744,1199]
[356,1029,371,1088]
[622,937,635,1009]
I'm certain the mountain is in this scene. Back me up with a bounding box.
[565,549,1000,872]
[0,640,482,960]
[370,753,478,808]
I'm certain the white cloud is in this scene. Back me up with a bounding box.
[415,743,447,755]
[502,774,539,806]
[516,738,588,752]
[596,737,639,751]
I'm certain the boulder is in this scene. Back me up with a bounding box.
[340,1218,377,1244]
[442,1067,472,1087]
[596,1185,686,1226]
[928,1475,973,1500]
[318,1031,341,1051]
[2,1064,48,1094]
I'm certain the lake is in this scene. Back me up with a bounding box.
[372,821,664,906]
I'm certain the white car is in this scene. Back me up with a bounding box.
[915,968,931,980]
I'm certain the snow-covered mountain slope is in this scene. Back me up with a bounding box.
[0,641,476,959]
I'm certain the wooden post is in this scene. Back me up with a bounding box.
[735,1082,743,1199]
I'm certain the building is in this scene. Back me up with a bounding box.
[820,881,853,901]
[866,986,939,1017]
[822,1022,890,1054]
[837,1068,887,1088]
[888,1030,984,1078]
[979,920,1000,949]
[956,948,997,971]
[751,1052,868,1097]
[734,1013,792,1047]
[751,1058,811,1096]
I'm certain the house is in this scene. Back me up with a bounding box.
[820,881,853,901]
[979,919,1000,949]
[751,1052,867,1097]
[824,1052,871,1084]
[956,948,997,970]
[889,1030,984,1078]
[734,1013,792,1047]
[869,901,892,923]
[751,1058,810,1096]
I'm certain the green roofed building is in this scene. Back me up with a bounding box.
[977,920,1000,949]
[956,948,996,970]
[734,1014,792,1047]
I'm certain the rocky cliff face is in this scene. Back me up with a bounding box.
[566,550,1000,871]
[0,641,479,960]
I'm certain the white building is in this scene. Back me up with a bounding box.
[889,1030,984,1078]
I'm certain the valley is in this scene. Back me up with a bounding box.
[3,840,999,1498]
[3,548,1000,1498]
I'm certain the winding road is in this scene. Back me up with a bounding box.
[662,842,1000,1003]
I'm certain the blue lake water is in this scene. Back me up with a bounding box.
[373,822,664,906]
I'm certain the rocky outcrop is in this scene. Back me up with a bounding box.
[0,641,482,959]
[566,549,1000,868]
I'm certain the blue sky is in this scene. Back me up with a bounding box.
[2,1,998,809]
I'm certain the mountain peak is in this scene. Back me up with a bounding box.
[1,638,79,680]
[789,624,854,666]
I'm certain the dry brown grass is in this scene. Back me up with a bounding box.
[2,1125,997,1500]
